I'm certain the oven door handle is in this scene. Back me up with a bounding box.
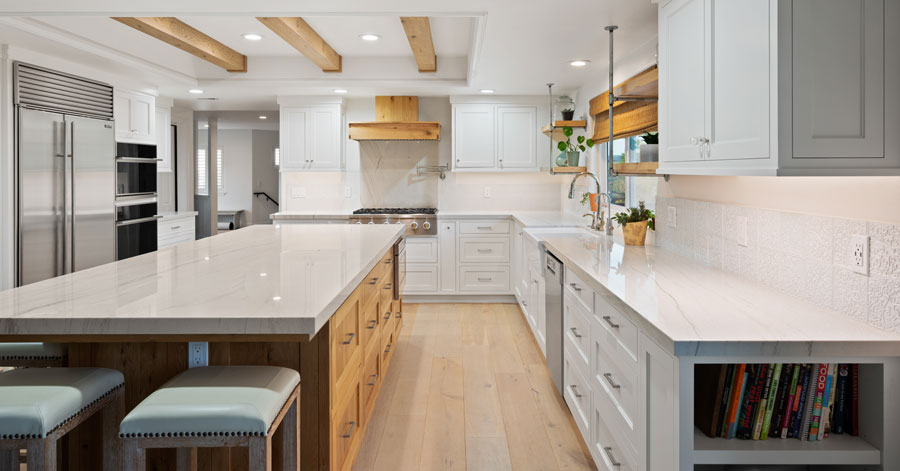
[116,157,160,164]
[116,215,162,227]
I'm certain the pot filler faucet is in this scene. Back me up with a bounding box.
[568,171,613,235]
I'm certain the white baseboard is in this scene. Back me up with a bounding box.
[404,294,517,304]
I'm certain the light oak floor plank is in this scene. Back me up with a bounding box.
[353,303,596,471]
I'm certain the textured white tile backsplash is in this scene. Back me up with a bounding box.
[655,196,900,334]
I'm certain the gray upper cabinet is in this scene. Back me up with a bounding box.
[658,0,899,176]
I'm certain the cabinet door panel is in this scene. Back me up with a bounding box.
[130,94,154,142]
[791,0,884,159]
[453,104,495,168]
[497,106,537,169]
[309,106,341,169]
[708,0,771,161]
[659,0,706,163]
[281,108,308,169]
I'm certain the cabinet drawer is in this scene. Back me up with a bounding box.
[381,325,396,372]
[406,237,438,263]
[404,264,438,293]
[331,294,361,393]
[332,380,361,471]
[565,267,594,313]
[377,250,395,280]
[361,297,380,351]
[458,237,510,263]
[380,296,394,337]
[563,348,592,440]
[362,339,381,413]
[594,295,638,362]
[591,322,639,436]
[591,387,638,471]
[458,266,510,292]
[459,220,510,235]
[563,297,591,377]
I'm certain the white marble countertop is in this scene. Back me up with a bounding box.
[270,210,353,220]
[0,224,403,339]
[438,210,589,228]
[159,211,198,221]
[542,234,900,357]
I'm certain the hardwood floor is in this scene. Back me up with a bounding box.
[353,303,596,471]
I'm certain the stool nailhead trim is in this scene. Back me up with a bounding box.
[0,355,67,361]
[0,382,123,440]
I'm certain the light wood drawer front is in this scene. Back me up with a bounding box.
[458,237,510,263]
[361,298,380,351]
[381,325,396,371]
[563,296,591,377]
[591,322,638,435]
[379,277,394,313]
[380,297,394,336]
[404,264,438,293]
[333,381,361,471]
[563,348,592,440]
[459,220,510,235]
[362,341,381,411]
[591,387,638,471]
[458,266,510,292]
[361,269,382,308]
[593,295,638,362]
[565,267,594,313]
[406,237,438,263]
[332,297,361,389]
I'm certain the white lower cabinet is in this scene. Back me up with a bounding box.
[458,265,509,292]
[157,214,196,249]
[404,264,439,292]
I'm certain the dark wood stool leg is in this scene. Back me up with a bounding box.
[26,438,56,471]
[248,436,272,471]
[0,449,18,471]
[102,388,125,471]
[282,399,299,471]
[123,441,145,471]
[176,447,198,471]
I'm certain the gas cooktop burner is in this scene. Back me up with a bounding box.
[352,208,437,215]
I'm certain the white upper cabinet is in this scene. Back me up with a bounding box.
[279,104,342,171]
[114,90,155,144]
[453,104,496,169]
[658,0,899,175]
[452,101,540,171]
[497,107,537,169]
[155,106,171,172]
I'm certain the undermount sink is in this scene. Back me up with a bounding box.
[523,226,600,243]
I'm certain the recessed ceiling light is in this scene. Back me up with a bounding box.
[360,34,380,42]
[259,115,268,120]
[272,296,282,301]
[260,272,268,277]
[480,89,495,94]
[189,89,204,94]
[569,60,590,67]
[333,89,348,94]
[242,33,262,41]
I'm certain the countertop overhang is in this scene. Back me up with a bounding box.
[0,224,403,340]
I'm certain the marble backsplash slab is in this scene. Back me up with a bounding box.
[359,141,439,208]
[654,196,900,334]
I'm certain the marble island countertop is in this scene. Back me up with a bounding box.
[0,224,403,339]
[542,234,900,357]
[271,210,589,228]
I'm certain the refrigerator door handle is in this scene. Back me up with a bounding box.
[66,120,75,274]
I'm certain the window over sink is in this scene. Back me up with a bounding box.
[605,136,657,211]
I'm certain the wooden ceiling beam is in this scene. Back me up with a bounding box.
[256,17,342,72]
[400,17,436,73]
[111,17,247,72]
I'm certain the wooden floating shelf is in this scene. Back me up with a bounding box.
[348,121,441,141]
[551,166,586,174]
[612,162,658,175]
[692,428,881,466]
[541,120,588,141]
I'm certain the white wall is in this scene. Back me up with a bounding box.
[251,129,279,224]
[217,129,253,225]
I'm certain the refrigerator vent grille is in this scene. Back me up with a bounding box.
[13,62,113,120]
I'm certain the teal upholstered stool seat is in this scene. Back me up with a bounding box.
[0,343,67,367]
[0,367,124,471]
[120,366,300,471]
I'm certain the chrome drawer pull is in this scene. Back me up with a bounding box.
[384,258,392,264]
[342,332,356,345]
[477,248,493,253]
[384,283,392,290]
[171,225,181,230]
[602,316,620,329]
[367,320,377,329]
[368,374,378,386]
[569,283,581,291]
[523,300,528,306]
[571,384,583,398]
[570,327,582,338]
[603,447,621,467]
[384,344,392,353]
[603,373,621,389]
[342,421,356,439]
[384,311,392,320]
[395,312,402,319]
[477,277,493,281]
[476,226,492,230]
[369,277,379,285]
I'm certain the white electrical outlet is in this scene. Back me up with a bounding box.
[290,185,306,198]
[188,342,208,368]
[850,234,869,275]
[667,206,677,228]
[344,186,352,198]
[736,216,749,247]
[483,186,492,198]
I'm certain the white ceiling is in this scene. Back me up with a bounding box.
[0,0,658,109]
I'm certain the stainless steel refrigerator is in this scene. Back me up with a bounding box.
[14,62,116,286]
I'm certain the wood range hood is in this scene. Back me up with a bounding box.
[348,96,441,141]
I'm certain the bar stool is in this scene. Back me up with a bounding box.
[0,367,125,471]
[120,365,300,471]
[0,343,67,368]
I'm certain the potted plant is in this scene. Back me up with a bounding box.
[557,126,594,167]
[580,192,599,212]
[561,107,575,121]
[612,201,655,246]
[639,131,659,162]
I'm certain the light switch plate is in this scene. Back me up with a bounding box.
[290,185,306,198]
[850,234,869,275]
[483,186,492,198]
[344,186,352,198]
[667,206,677,228]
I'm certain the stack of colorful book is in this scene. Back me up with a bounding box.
[695,363,859,440]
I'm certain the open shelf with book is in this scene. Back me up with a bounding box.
[692,427,880,466]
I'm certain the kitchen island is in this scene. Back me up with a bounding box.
[0,224,405,471]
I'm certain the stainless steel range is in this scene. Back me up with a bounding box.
[350,208,437,236]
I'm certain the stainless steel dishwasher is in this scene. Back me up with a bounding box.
[543,248,564,395]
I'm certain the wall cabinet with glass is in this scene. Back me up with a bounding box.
[658,0,900,176]
[278,104,342,171]
[451,98,541,171]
